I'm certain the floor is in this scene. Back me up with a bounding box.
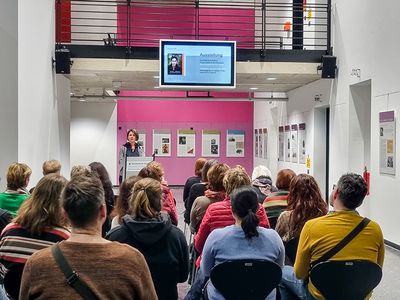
[170,187,400,300]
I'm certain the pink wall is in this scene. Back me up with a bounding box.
[117,97,253,185]
[117,5,255,48]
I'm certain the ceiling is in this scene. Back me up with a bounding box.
[69,58,321,100]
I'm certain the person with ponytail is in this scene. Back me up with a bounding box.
[185,186,284,300]
[106,178,189,300]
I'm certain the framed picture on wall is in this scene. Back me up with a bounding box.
[379,110,396,175]
[291,124,298,163]
[255,129,259,157]
[299,123,306,164]
[177,129,196,157]
[278,126,284,161]
[284,125,291,162]
[202,129,220,157]
[227,129,245,157]
[153,129,171,157]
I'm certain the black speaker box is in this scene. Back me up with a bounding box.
[55,49,71,74]
[321,55,336,78]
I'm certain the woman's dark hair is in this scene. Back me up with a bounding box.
[275,169,296,190]
[230,186,260,239]
[112,176,140,223]
[194,158,207,177]
[201,159,218,182]
[138,166,162,182]
[89,162,114,212]
[287,174,328,237]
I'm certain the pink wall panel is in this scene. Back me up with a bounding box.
[117,98,253,185]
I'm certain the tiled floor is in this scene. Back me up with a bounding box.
[170,187,400,300]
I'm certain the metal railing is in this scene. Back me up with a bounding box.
[56,0,330,52]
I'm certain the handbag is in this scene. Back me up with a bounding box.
[51,243,99,300]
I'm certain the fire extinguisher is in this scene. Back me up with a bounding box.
[363,166,370,195]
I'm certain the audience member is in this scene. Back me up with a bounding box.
[70,164,91,178]
[263,168,296,228]
[190,163,229,233]
[186,187,284,300]
[138,164,178,225]
[183,158,207,205]
[107,178,188,300]
[184,159,218,224]
[279,173,385,300]
[42,159,61,175]
[0,163,32,217]
[20,173,157,299]
[0,174,70,295]
[194,167,270,260]
[110,176,140,229]
[89,162,115,235]
[276,174,328,243]
[251,165,277,203]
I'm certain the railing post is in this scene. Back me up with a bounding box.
[261,0,266,57]
[195,0,200,40]
[327,0,332,55]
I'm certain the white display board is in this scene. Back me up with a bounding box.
[262,128,268,159]
[291,124,298,163]
[177,129,196,157]
[278,126,284,162]
[379,110,396,175]
[299,123,306,164]
[227,129,245,157]
[258,128,263,158]
[255,129,259,157]
[202,129,220,157]
[284,125,291,162]
[137,130,146,153]
[153,129,171,157]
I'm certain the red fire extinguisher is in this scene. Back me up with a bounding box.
[363,166,370,195]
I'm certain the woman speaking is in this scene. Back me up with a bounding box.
[119,129,144,183]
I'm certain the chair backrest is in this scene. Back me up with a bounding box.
[284,237,299,265]
[4,264,25,300]
[310,260,382,300]
[210,260,282,300]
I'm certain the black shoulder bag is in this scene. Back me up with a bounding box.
[310,217,371,268]
[51,243,99,300]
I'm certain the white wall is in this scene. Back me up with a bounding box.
[0,0,18,190]
[18,0,71,188]
[70,102,117,184]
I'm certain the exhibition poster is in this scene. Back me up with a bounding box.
[255,129,259,157]
[177,129,196,157]
[379,111,396,175]
[291,124,298,163]
[299,123,306,164]
[263,128,268,159]
[284,125,291,162]
[137,130,146,154]
[227,129,245,157]
[153,129,171,157]
[202,130,220,157]
[258,129,263,158]
[278,126,284,161]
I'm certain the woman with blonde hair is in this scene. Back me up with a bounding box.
[0,174,70,297]
[107,178,188,300]
[0,163,32,216]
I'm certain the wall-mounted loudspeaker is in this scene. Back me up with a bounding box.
[55,49,71,74]
[321,55,336,79]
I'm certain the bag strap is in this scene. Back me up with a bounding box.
[311,217,370,268]
[51,243,98,300]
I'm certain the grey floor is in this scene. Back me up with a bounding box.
[171,187,400,300]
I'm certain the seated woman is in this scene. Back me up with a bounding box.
[183,157,207,205]
[138,163,178,225]
[110,176,139,229]
[0,163,32,217]
[190,163,229,233]
[185,186,285,300]
[251,165,277,203]
[106,178,189,300]
[0,174,70,295]
[263,168,296,228]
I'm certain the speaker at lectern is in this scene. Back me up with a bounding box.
[122,156,154,181]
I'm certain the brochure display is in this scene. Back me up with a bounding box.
[227,129,245,157]
[278,126,284,161]
[379,111,396,175]
[177,129,196,157]
[262,128,268,159]
[284,125,291,162]
[125,156,154,179]
[299,123,306,164]
[202,130,220,157]
[291,124,298,163]
[255,129,259,157]
[153,129,171,157]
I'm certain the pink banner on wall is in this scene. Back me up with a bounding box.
[117,96,253,185]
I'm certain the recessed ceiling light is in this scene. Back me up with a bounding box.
[79,98,86,102]
[250,87,258,90]
[153,75,160,79]
[154,86,160,89]
[267,77,277,81]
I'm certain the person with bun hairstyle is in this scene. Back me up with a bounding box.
[119,129,144,183]
[107,178,189,300]
[185,186,284,300]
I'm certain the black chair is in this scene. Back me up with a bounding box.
[209,260,282,300]
[284,237,299,265]
[310,260,382,300]
[4,264,25,300]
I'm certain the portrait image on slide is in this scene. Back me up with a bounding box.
[167,53,183,75]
